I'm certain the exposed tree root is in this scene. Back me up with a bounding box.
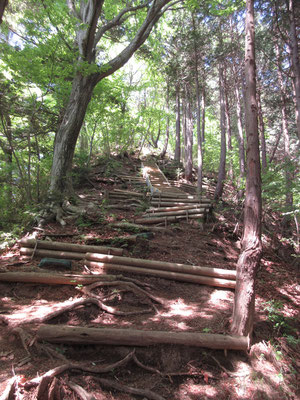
[68,381,96,400]
[94,377,166,400]
[0,377,17,400]
[83,280,164,305]
[23,350,135,390]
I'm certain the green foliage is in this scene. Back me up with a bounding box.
[264,300,297,336]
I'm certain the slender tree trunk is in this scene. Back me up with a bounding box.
[161,82,170,159]
[192,14,203,194]
[287,0,300,141]
[0,0,8,24]
[234,79,246,178]
[201,89,206,143]
[224,72,234,181]
[256,85,267,170]
[214,65,227,201]
[49,73,96,199]
[174,85,181,161]
[231,0,262,337]
[185,97,194,182]
[275,42,293,209]
[182,97,187,166]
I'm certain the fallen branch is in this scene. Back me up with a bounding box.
[37,325,248,351]
[95,377,166,400]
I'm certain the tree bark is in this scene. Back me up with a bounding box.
[231,0,262,337]
[214,65,227,200]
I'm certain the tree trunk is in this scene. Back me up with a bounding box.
[49,73,96,199]
[224,72,234,181]
[214,65,227,200]
[275,42,293,209]
[234,77,246,199]
[185,96,193,182]
[174,85,181,161]
[161,81,170,158]
[231,0,262,337]
[287,0,300,141]
[0,0,8,23]
[201,88,206,143]
[256,85,267,170]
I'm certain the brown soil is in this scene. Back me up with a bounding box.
[0,156,299,400]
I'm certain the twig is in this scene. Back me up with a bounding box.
[95,377,166,400]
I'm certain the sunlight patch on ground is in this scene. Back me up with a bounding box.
[177,382,218,399]
[206,289,233,310]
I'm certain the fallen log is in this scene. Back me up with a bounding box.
[146,204,211,213]
[37,325,248,351]
[84,260,236,289]
[141,208,206,218]
[151,201,209,207]
[85,253,236,280]
[151,198,210,204]
[20,247,87,260]
[110,222,169,233]
[0,271,127,285]
[20,239,123,256]
[151,193,211,202]
[135,214,204,224]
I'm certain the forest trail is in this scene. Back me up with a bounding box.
[0,155,299,400]
[142,160,186,195]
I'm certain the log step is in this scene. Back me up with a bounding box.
[20,238,124,256]
[85,252,236,280]
[37,325,248,351]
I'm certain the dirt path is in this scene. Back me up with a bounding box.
[0,156,299,400]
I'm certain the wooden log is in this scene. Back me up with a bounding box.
[135,214,204,224]
[141,208,206,218]
[113,189,144,197]
[146,204,210,213]
[84,261,236,289]
[151,201,210,207]
[85,253,236,280]
[20,247,87,260]
[110,222,168,232]
[37,325,248,351]
[151,193,211,202]
[19,238,123,256]
[151,198,210,204]
[0,271,123,286]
